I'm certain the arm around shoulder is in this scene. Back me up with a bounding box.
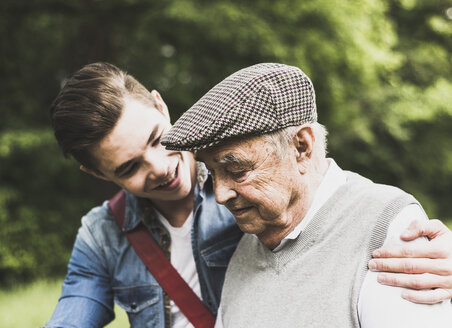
[359,204,452,328]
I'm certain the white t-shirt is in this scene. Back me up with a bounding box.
[157,211,201,328]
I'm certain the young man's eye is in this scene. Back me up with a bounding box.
[123,162,139,177]
[152,136,162,147]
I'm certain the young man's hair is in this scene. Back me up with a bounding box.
[50,62,156,172]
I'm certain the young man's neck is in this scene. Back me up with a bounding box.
[152,192,195,227]
[151,157,198,227]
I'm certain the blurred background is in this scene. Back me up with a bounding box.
[0,0,451,326]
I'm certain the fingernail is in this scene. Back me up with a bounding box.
[377,273,387,283]
[373,250,381,257]
[368,260,377,271]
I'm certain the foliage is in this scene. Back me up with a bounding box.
[0,0,451,285]
[0,129,116,285]
[0,279,128,327]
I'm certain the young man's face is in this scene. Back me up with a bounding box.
[90,97,196,202]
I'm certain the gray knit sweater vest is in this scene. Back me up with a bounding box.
[220,171,418,328]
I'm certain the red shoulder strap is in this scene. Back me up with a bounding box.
[109,190,215,328]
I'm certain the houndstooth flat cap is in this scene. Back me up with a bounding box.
[162,63,317,152]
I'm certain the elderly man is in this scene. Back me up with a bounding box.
[162,63,452,327]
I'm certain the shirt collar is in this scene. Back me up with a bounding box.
[196,161,208,190]
[272,158,346,252]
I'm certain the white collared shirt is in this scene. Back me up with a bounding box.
[272,158,346,252]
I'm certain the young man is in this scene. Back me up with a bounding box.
[46,62,452,327]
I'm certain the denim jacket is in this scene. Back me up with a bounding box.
[46,175,243,328]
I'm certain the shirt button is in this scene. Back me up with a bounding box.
[131,302,137,310]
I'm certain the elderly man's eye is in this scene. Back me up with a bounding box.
[230,170,247,180]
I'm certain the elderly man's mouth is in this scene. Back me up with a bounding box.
[230,206,253,217]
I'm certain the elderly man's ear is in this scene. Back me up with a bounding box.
[293,126,314,173]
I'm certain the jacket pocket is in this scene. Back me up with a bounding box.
[201,234,242,268]
[113,284,163,327]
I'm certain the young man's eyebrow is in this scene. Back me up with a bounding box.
[113,125,160,177]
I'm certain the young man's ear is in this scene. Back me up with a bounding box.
[150,90,170,121]
[80,165,109,181]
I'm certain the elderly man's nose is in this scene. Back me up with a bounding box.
[213,179,237,204]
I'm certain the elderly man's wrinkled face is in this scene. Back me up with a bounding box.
[197,135,305,238]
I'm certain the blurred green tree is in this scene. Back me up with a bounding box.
[0,0,451,285]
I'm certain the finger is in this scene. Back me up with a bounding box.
[369,258,452,276]
[377,272,452,290]
[401,288,452,305]
[400,220,426,241]
[372,243,447,259]
[401,219,446,241]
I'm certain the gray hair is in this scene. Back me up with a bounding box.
[264,122,328,162]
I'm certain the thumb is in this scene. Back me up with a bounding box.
[401,219,445,241]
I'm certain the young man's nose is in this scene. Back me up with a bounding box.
[143,147,171,179]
